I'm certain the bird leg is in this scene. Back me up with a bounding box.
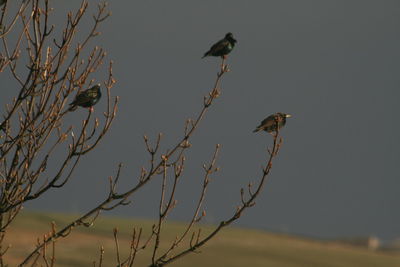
[220,56,227,70]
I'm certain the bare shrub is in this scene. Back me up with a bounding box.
[0,1,286,266]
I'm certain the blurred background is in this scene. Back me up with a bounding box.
[2,0,399,246]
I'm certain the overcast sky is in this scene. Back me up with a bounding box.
[2,0,399,241]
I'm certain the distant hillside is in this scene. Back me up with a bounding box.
[3,211,400,267]
[382,238,400,252]
[331,236,380,250]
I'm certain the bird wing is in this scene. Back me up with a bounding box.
[259,116,275,129]
[209,39,230,54]
[70,90,94,106]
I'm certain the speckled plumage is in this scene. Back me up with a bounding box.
[69,84,101,111]
[202,33,237,58]
[253,113,291,133]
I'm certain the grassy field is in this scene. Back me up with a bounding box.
[3,211,400,267]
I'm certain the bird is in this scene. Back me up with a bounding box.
[69,84,102,112]
[253,113,292,133]
[202,32,237,59]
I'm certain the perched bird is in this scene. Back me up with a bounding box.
[69,84,101,112]
[202,32,237,59]
[253,113,292,133]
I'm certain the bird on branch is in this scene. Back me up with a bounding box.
[253,113,292,134]
[69,84,102,112]
[202,32,237,59]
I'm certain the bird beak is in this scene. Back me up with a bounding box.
[286,114,292,118]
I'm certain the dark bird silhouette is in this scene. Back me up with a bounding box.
[202,32,237,59]
[253,113,292,133]
[69,84,101,112]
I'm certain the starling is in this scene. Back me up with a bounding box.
[202,32,237,59]
[69,84,101,111]
[253,113,292,133]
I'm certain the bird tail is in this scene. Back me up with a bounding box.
[68,103,77,112]
[253,128,260,133]
[202,51,210,58]
[59,104,75,116]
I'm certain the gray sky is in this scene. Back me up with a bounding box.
[2,0,399,241]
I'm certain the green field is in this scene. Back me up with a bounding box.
[4,211,400,267]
